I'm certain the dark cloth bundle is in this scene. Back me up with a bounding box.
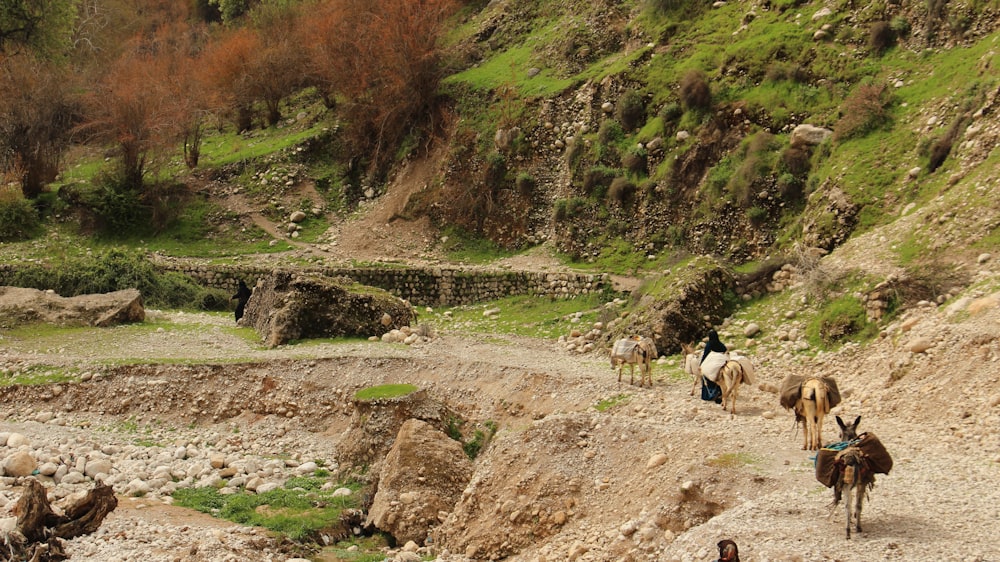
[778,375,842,410]
[815,432,892,488]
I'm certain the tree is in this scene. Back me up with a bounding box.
[0,53,78,198]
[208,0,260,23]
[0,0,78,58]
[197,28,260,132]
[316,0,460,176]
[245,2,306,126]
[77,50,181,190]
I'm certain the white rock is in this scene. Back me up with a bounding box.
[5,433,29,447]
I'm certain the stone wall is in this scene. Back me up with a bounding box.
[158,264,610,307]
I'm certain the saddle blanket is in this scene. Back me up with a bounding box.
[815,432,893,487]
[701,351,729,382]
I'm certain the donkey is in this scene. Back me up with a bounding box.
[832,415,876,539]
[611,336,658,387]
[680,341,702,396]
[716,355,754,416]
[795,377,830,450]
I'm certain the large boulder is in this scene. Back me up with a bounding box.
[365,419,473,545]
[337,387,458,472]
[0,287,144,328]
[603,256,735,354]
[240,271,414,347]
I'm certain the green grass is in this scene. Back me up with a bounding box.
[437,293,607,339]
[806,293,879,349]
[707,452,760,468]
[172,476,362,541]
[594,393,630,411]
[320,536,394,562]
[440,227,517,264]
[0,317,271,364]
[354,384,419,401]
[0,364,77,386]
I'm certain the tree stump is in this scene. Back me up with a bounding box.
[1,478,118,561]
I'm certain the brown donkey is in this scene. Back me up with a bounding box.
[834,416,871,539]
[780,375,841,450]
[610,336,658,387]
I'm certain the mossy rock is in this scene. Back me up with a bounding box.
[242,271,415,347]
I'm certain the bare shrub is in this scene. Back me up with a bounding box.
[607,177,636,205]
[869,21,895,55]
[680,69,711,111]
[833,81,893,141]
[780,144,812,176]
[0,54,78,199]
[927,118,966,173]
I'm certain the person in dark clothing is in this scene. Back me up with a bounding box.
[702,329,727,362]
[715,539,740,562]
[700,329,727,404]
[232,280,252,322]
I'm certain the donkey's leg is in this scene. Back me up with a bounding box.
[729,374,740,415]
[802,400,817,449]
[845,482,853,539]
[854,482,864,534]
[815,412,825,450]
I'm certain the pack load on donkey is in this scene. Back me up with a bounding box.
[815,432,894,488]
[778,374,842,411]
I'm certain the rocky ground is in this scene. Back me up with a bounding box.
[2,255,999,561]
[3,133,1000,562]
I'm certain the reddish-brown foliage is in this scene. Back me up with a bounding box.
[833,81,893,141]
[197,28,261,132]
[310,0,460,176]
[77,50,183,189]
[0,53,78,198]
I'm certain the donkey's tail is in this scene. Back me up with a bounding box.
[814,381,829,415]
[843,463,856,487]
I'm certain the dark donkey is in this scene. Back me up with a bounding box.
[832,415,875,539]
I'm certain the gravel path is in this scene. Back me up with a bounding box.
[2,267,999,562]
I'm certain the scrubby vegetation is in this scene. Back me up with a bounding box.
[172,475,364,541]
[2,0,998,289]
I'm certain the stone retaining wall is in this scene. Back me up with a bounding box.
[162,264,610,307]
[0,262,610,307]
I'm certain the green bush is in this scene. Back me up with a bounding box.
[746,206,768,225]
[807,294,877,347]
[890,16,911,37]
[658,102,682,124]
[483,152,508,190]
[88,170,149,234]
[597,119,624,146]
[515,172,536,197]
[617,90,646,132]
[0,188,41,241]
[9,248,228,310]
[622,146,648,175]
[582,166,617,198]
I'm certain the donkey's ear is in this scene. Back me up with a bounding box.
[852,415,861,428]
[836,415,846,429]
